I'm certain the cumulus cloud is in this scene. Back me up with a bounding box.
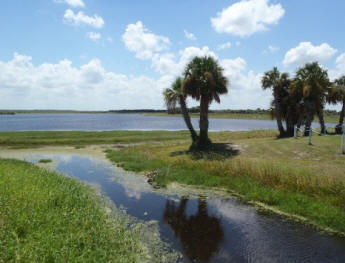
[122,21,170,60]
[152,47,270,109]
[64,9,105,28]
[283,42,337,67]
[217,42,232,51]
[86,32,101,41]
[211,0,285,37]
[0,53,168,110]
[329,52,345,80]
[151,46,217,76]
[184,30,196,40]
[54,0,85,8]
[263,45,279,54]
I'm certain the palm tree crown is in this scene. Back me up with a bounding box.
[183,56,228,104]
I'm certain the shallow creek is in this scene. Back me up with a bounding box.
[1,147,345,263]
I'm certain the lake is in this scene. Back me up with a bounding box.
[0,113,329,131]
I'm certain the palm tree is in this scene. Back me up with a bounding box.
[163,77,198,142]
[183,56,229,149]
[291,62,331,135]
[329,76,345,133]
[262,67,290,137]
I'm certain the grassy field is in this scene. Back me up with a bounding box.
[105,131,345,235]
[0,159,148,262]
[0,130,279,147]
[0,130,191,147]
[145,112,340,123]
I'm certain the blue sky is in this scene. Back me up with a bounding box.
[0,0,344,110]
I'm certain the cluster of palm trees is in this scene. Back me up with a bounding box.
[163,58,345,149]
[163,56,228,150]
[262,62,345,137]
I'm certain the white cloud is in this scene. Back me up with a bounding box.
[217,42,232,51]
[64,9,105,28]
[283,42,337,67]
[184,30,196,40]
[122,21,170,60]
[211,0,285,37]
[151,46,218,76]
[87,32,101,41]
[263,45,279,54]
[0,53,168,110]
[54,0,85,8]
[151,47,270,109]
[329,52,345,80]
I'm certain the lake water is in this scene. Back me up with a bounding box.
[0,113,281,131]
[14,152,345,263]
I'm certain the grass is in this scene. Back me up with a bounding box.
[105,132,345,235]
[0,130,278,148]
[0,159,147,262]
[0,130,192,147]
[145,112,340,123]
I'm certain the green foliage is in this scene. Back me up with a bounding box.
[0,159,146,262]
[183,56,228,103]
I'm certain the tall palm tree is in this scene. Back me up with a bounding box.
[329,76,345,133]
[183,56,229,149]
[262,67,290,137]
[163,77,198,142]
[291,62,331,135]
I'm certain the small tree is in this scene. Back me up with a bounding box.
[163,77,198,142]
[262,67,291,137]
[328,76,345,133]
[291,62,331,135]
[184,56,229,150]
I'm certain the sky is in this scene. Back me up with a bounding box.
[0,0,345,111]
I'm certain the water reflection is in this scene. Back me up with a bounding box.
[163,198,224,262]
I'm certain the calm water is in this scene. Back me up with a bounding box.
[25,154,345,263]
[0,113,281,131]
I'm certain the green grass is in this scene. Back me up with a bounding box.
[0,130,278,147]
[106,132,345,235]
[145,112,340,123]
[0,130,192,147]
[0,159,147,262]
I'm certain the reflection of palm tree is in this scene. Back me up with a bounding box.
[163,198,224,262]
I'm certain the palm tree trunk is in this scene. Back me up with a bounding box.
[336,99,345,134]
[339,100,345,126]
[304,101,314,136]
[273,91,286,137]
[198,95,210,149]
[178,95,198,142]
[317,108,326,134]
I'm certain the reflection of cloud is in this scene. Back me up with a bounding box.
[109,169,152,200]
[209,198,255,223]
[124,188,143,200]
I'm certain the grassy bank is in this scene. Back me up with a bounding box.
[0,159,147,262]
[0,130,191,147]
[106,132,345,235]
[0,130,278,147]
[144,112,340,123]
